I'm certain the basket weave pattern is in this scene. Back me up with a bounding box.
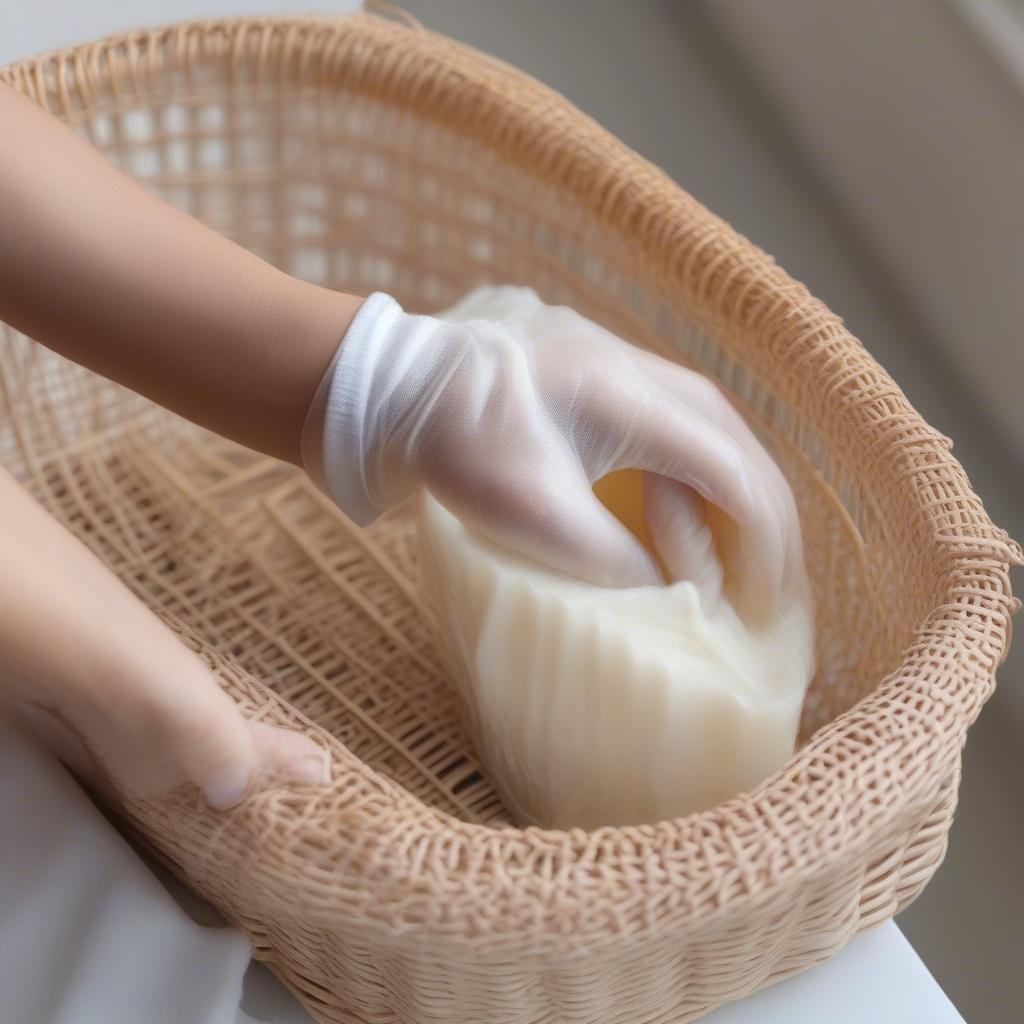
[1,15,1019,1023]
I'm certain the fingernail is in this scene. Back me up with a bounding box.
[203,763,253,810]
[287,752,330,787]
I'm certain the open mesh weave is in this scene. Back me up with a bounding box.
[1,13,1019,1024]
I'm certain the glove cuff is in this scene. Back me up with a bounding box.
[300,291,415,525]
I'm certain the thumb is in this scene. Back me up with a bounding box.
[18,654,330,810]
[138,669,332,809]
[457,472,663,588]
[545,484,663,587]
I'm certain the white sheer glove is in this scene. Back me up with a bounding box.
[304,287,803,610]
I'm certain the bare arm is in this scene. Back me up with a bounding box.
[0,85,339,802]
[0,82,362,463]
[0,464,328,805]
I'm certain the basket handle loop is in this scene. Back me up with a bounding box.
[362,0,425,31]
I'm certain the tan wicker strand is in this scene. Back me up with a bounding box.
[1,13,1019,1024]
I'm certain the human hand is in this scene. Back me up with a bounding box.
[307,286,805,613]
[0,466,329,807]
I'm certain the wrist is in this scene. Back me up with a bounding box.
[302,292,442,524]
[300,291,392,504]
[272,279,363,465]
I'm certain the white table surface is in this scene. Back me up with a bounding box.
[240,917,964,1024]
[240,924,965,1023]
[1,716,963,1024]
[0,4,966,1021]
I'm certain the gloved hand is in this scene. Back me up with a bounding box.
[304,287,805,611]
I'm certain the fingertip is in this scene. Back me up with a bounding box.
[453,473,663,589]
[202,761,254,810]
[192,716,258,809]
[247,719,332,790]
[275,743,332,789]
[200,725,332,810]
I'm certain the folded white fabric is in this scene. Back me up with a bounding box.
[412,287,815,829]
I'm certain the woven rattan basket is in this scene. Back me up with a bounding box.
[2,12,1019,1024]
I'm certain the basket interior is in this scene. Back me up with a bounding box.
[0,61,919,827]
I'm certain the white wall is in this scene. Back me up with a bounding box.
[0,0,361,66]
[703,0,1024,478]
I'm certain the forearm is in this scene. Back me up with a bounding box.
[0,465,200,717]
[0,83,361,463]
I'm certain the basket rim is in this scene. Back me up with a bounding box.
[2,12,1019,945]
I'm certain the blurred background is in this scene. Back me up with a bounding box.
[2,2,1022,1020]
